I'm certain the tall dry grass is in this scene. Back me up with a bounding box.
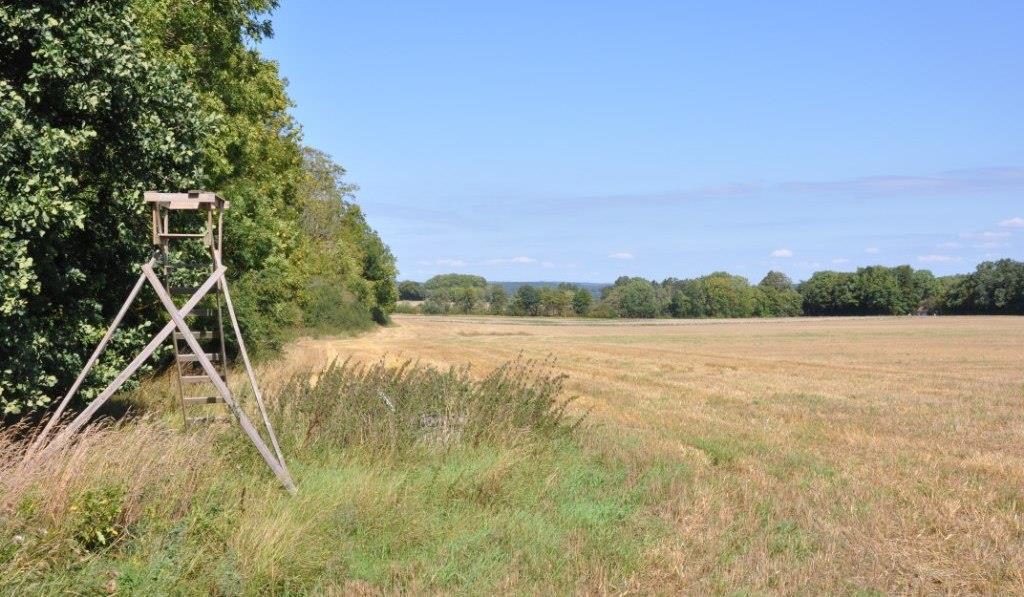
[285,314,1024,594]
[0,355,661,594]
[270,357,578,456]
[1,419,223,584]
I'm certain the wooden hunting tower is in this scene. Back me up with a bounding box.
[34,191,295,493]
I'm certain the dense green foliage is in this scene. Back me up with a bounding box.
[0,1,395,414]
[296,148,396,326]
[800,266,936,315]
[401,259,1024,320]
[604,278,662,318]
[938,259,1024,314]
[397,280,426,301]
[0,1,208,414]
[424,273,487,292]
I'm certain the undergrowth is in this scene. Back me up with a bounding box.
[0,358,680,594]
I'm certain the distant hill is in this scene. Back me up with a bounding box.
[492,281,609,298]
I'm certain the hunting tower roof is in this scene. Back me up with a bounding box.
[144,191,227,210]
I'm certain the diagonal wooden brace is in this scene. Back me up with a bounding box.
[141,264,297,493]
[213,248,286,470]
[42,265,227,453]
[29,265,151,457]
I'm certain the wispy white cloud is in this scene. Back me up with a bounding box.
[960,231,1011,250]
[771,248,793,258]
[865,247,880,254]
[999,217,1024,228]
[776,167,1024,197]
[433,258,467,267]
[918,254,960,263]
[484,256,537,265]
[961,230,1010,240]
[563,167,1024,207]
[831,258,850,264]
[608,252,634,260]
[937,241,961,249]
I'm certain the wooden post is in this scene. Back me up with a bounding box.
[220,272,288,469]
[44,266,226,451]
[142,264,297,493]
[28,266,151,456]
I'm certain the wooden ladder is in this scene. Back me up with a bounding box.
[166,271,231,427]
[153,193,232,427]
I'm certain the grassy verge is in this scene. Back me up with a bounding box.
[1,359,682,594]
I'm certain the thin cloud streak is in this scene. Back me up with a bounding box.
[510,166,1024,214]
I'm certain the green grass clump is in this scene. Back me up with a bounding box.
[1,358,678,594]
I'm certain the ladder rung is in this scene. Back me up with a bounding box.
[180,374,216,384]
[159,233,206,239]
[177,353,221,363]
[187,308,216,317]
[183,395,223,405]
[175,331,216,340]
[186,416,231,426]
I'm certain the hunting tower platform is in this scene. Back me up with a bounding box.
[33,191,295,493]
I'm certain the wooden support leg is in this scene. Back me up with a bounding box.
[43,266,226,453]
[142,264,297,493]
[219,274,287,469]
[29,266,151,456]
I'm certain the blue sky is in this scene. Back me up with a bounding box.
[261,1,1024,283]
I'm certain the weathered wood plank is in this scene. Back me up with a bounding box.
[219,256,288,471]
[46,267,226,451]
[177,353,221,363]
[143,265,296,493]
[159,233,205,239]
[175,331,215,340]
[144,191,222,205]
[28,267,152,456]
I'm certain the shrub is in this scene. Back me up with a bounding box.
[69,486,125,552]
[392,302,421,314]
[302,280,375,334]
[397,281,426,301]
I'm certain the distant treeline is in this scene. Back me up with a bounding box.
[490,281,606,298]
[397,259,1024,319]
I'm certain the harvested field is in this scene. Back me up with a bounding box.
[282,314,1024,594]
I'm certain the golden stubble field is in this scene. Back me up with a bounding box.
[283,315,1024,594]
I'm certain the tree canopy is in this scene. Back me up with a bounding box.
[939,259,1024,314]
[0,0,396,415]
